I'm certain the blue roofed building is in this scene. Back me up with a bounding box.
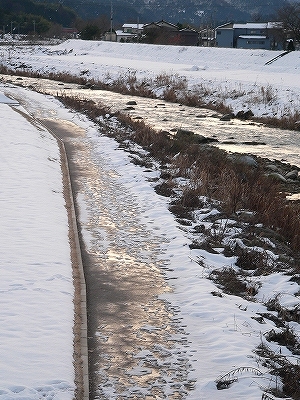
[215,22,284,50]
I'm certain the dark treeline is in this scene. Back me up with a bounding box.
[0,0,77,34]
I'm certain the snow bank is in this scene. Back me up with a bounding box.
[0,99,74,399]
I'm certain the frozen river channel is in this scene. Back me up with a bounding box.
[1,74,300,168]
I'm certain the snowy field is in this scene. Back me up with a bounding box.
[0,95,75,399]
[0,40,300,399]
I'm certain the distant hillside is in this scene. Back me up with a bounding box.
[0,0,77,34]
[33,0,289,27]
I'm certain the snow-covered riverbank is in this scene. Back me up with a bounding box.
[0,95,75,399]
[1,39,300,119]
[1,41,300,399]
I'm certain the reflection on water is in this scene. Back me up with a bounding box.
[1,74,300,167]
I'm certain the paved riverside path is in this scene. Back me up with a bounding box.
[4,86,195,399]
[40,117,192,399]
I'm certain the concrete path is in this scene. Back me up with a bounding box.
[41,118,190,399]
[5,86,194,399]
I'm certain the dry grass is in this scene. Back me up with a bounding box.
[54,90,300,400]
[255,342,300,398]
[253,111,300,131]
[209,267,249,296]
[2,63,300,129]
[215,367,262,390]
[57,92,300,253]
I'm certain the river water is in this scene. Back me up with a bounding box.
[1,74,299,168]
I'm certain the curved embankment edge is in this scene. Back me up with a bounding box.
[49,125,89,400]
[57,132,89,400]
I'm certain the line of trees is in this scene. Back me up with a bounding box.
[0,0,112,39]
[0,0,77,35]
[1,0,300,44]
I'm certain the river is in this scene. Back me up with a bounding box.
[1,74,299,169]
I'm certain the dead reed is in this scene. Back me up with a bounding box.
[56,93,300,255]
[255,341,300,398]
[1,64,299,130]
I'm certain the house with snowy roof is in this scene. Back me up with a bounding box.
[215,22,284,50]
[142,20,198,45]
[113,23,144,42]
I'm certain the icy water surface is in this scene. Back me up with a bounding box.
[2,74,300,167]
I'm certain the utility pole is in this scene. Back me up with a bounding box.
[110,0,113,40]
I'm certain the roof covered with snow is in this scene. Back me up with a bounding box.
[122,23,144,29]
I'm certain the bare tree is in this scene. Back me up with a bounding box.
[276,3,300,45]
